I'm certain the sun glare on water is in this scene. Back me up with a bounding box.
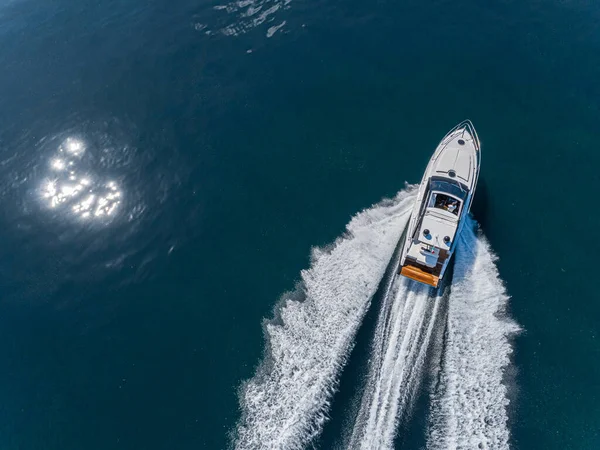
[39,138,123,221]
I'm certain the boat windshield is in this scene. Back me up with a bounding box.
[429,193,460,215]
[429,178,468,200]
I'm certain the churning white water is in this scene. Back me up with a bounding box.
[427,217,520,450]
[234,190,518,450]
[346,218,518,450]
[233,188,417,450]
[347,272,441,449]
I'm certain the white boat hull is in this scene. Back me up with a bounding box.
[399,120,481,287]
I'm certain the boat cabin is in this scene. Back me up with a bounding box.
[401,178,470,286]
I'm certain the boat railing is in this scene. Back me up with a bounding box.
[446,119,481,151]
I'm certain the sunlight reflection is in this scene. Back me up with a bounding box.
[40,137,123,221]
[51,158,66,171]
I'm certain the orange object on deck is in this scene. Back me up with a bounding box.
[400,264,440,287]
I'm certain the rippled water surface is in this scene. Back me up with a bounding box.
[0,0,598,449]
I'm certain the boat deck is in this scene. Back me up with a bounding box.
[400,248,449,287]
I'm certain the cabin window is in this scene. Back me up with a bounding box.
[428,193,461,216]
[429,178,468,200]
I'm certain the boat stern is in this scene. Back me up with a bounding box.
[400,263,440,287]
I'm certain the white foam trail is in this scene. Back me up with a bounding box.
[348,276,441,449]
[234,188,417,450]
[427,217,520,450]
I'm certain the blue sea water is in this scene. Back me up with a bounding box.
[0,0,599,448]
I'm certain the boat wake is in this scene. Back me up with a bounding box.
[233,189,518,450]
[427,217,520,450]
[233,188,417,450]
[346,270,442,449]
[346,217,519,450]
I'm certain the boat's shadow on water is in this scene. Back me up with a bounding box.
[470,175,489,231]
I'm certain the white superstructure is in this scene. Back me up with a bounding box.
[399,120,481,287]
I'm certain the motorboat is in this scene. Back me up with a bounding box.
[399,120,481,287]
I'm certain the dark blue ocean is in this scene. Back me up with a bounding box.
[0,0,598,448]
